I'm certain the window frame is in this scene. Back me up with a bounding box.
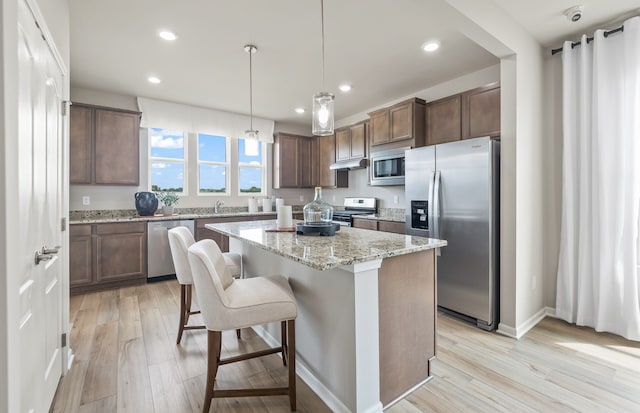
[196,133,231,197]
[148,128,187,195]
[237,138,267,197]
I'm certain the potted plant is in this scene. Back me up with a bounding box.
[156,191,180,216]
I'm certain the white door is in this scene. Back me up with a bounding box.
[17,1,64,412]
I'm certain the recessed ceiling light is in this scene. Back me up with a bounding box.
[422,41,440,52]
[148,76,161,84]
[295,108,305,114]
[339,84,352,92]
[159,30,177,41]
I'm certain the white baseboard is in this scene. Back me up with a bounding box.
[251,325,352,413]
[497,307,548,339]
[544,306,557,317]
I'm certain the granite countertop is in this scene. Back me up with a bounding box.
[69,208,292,224]
[206,219,446,271]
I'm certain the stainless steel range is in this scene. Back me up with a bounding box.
[332,197,377,227]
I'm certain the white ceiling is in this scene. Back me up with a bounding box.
[494,0,639,47]
[69,0,639,129]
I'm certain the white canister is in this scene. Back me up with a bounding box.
[277,205,293,229]
[262,198,272,212]
[275,198,285,210]
[248,198,258,213]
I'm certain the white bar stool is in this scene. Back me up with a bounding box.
[188,239,297,412]
[168,226,243,344]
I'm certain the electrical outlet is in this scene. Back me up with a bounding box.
[332,195,336,202]
[299,195,304,202]
[393,195,399,204]
[82,196,90,206]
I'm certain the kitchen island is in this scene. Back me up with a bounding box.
[205,219,446,413]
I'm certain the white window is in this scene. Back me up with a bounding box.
[198,133,229,195]
[149,128,186,193]
[238,138,265,195]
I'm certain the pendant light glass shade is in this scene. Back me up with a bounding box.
[244,44,259,156]
[312,92,335,136]
[244,130,259,156]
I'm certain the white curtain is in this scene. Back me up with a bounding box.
[557,16,640,341]
[136,97,275,143]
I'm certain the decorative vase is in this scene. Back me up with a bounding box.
[162,205,174,216]
[303,187,333,224]
[135,192,158,216]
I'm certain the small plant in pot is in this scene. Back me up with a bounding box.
[156,191,180,216]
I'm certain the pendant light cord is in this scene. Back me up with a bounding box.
[249,47,254,130]
[320,0,325,90]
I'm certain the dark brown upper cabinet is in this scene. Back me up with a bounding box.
[335,121,367,161]
[462,82,501,140]
[318,134,348,188]
[273,132,318,189]
[70,103,141,185]
[427,94,462,145]
[368,98,426,150]
[426,82,500,146]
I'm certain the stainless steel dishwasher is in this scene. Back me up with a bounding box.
[147,219,195,279]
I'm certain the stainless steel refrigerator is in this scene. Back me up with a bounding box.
[405,136,500,330]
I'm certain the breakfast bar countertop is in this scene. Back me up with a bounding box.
[206,219,446,271]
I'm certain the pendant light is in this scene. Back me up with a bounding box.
[244,44,260,156]
[312,0,334,136]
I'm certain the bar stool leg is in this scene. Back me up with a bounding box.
[203,330,222,413]
[177,285,187,344]
[185,284,193,324]
[287,319,296,412]
[281,321,287,366]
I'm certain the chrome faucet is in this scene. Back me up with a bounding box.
[214,200,224,213]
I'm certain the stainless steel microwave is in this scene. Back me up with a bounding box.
[369,148,408,186]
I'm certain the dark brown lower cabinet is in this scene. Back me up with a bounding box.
[352,217,405,234]
[70,225,92,287]
[70,222,147,294]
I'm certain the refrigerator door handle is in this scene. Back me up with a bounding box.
[427,171,435,235]
[433,170,442,256]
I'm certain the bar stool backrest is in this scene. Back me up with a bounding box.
[168,226,196,285]
[188,239,235,331]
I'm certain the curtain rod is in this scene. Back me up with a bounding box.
[551,25,624,55]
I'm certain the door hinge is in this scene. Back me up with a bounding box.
[61,217,67,232]
[61,333,67,347]
[61,100,69,116]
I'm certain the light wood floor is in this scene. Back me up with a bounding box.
[52,280,640,413]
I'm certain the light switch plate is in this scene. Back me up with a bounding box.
[82,196,90,205]
[393,195,399,204]
[299,195,304,202]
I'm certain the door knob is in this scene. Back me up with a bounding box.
[34,250,53,265]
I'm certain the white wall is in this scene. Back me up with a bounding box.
[542,54,563,309]
[445,0,548,336]
[0,1,18,410]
